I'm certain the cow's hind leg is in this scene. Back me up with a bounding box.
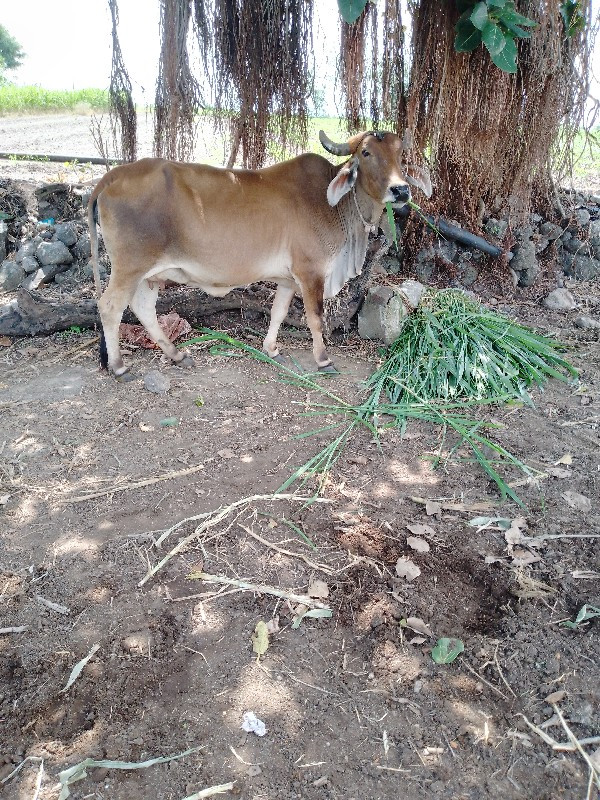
[298,274,337,373]
[129,280,194,368]
[263,284,295,363]
[98,281,138,380]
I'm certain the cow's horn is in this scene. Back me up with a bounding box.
[319,130,351,157]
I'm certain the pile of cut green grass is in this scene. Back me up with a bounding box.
[366,289,578,406]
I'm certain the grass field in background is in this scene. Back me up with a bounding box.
[0,86,110,114]
[0,86,597,179]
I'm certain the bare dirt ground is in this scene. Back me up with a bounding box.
[1,115,599,800]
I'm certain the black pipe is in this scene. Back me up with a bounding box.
[0,151,123,166]
[396,206,504,257]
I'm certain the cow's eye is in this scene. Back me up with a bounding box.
[361,149,370,157]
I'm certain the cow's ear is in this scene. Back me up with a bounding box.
[327,157,359,206]
[405,164,432,198]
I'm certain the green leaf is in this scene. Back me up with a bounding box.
[385,202,398,247]
[482,20,506,54]
[490,33,517,72]
[501,4,537,26]
[487,0,506,6]
[470,1,489,30]
[501,19,533,38]
[337,0,368,24]
[432,637,465,664]
[455,22,482,51]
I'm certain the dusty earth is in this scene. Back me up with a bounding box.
[1,116,600,800]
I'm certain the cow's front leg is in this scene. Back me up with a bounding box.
[299,275,337,373]
[263,284,296,363]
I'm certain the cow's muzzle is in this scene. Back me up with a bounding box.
[391,184,411,204]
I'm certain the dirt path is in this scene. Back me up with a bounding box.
[1,293,599,799]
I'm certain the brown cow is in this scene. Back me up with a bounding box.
[88,130,431,380]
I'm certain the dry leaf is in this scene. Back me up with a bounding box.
[218,448,235,459]
[266,617,280,635]
[554,453,573,465]
[119,312,192,349]
[407,536,430,553]
[590,747,600,772]
[504,517,527,550]
[405,616,434,637]
[485,555,506,564]
[571,570,600,579]
[406,523,435,538]
[251,621,269,661]
[561,490,592,513]
[308,579,329,599]
[425,500,442,518]
[545,690,566,704]
[547,467,571,478]
[409,636,427,645]
[395,557,421,582]
[511,548,541,567]
[0,336,11,347]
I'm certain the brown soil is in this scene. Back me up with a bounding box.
[1,116,599,800]
[1,290,599,800]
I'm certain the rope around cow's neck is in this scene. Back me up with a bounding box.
[352,186,379,234]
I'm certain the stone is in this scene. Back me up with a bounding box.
[0,222,7,261]
[574,315,600,330]
[21,264,70,290]
[589,219,600,244]
[542,288,577,311]
[36,240,73,267]
[534,237,550,255]
[572,255,600,280]
[74,235,92,261]
[514,225,534,241]
[484,218,508,239]
[54,268,77,286]
[572,208,591,227]
[564,237,590,256]
[460,264,479,286]
[539,222,563,240]
[511,239,539,287]
[561,252,575,275]
[15,238,40,264]
[0,260,25,292]
[435,239,458,262]
[144,370,171,394]
[82,259,107,281]
[358,281,425,345]
[21,256,39,274]
[53,222,78,247]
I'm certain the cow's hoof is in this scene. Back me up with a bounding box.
[176,354,195,369]
[270,353,287,365]
[114,370,138,383]
[318,363,338,374]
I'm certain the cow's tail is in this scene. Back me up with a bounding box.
[87,192,108,370]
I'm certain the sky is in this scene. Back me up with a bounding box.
[2,1,599,117]
[1,0,340,109]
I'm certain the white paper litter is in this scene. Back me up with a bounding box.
[241,711,267,737]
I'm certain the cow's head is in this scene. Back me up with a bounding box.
[319,129,432,208]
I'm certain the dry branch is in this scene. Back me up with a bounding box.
[62,463,206,503]
[188,571,332,609]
